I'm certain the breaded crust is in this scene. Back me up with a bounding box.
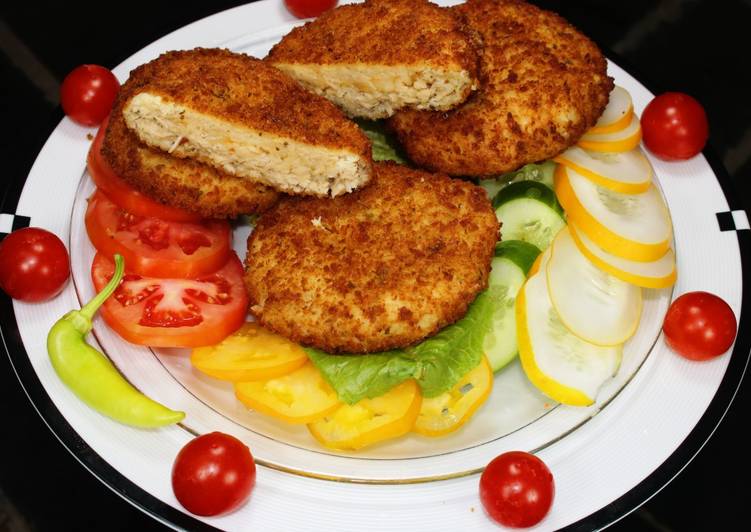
[267,0,478,72]
[388,0,614,177]
[245,162,500,354]
[102,108,280,219]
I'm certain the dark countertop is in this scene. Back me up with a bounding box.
[1,1,748,530]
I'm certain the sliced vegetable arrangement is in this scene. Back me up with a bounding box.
[85,121,249,348]
[506,85,681,407]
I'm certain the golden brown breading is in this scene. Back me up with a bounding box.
[245,162,499,354]
[266,0,480,119]
[388,0,613,177]
[101,109,280,219]
[118,48,373,197]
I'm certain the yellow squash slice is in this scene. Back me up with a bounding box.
[517,250,622,406]
[546,227,642,346]
[554,146,652,194]
[569,223,676,289]
[588,86,634,134]
[554,165,671,262]
[578,114,642,153]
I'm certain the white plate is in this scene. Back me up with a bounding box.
[2,1,749,530]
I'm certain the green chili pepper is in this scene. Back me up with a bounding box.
[47,254,185,428]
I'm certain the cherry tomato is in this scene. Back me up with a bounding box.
[0,228,70,302]
[88,118,201,223]
[284,0,337,19]
[480,451,555,528]
[85,189,231,279]
[172,432,256,516]
[663,291,737,360]
[60,65,119,127]
[641,92,709,160]
[91,253,248,348]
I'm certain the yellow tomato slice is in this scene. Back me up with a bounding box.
[235,362,341,424]
[413,356,493,437]
[308,380,422,450]
[191,322,308,382]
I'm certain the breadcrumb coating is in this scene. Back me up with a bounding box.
[389,0,613,177]
[245,162,500,354]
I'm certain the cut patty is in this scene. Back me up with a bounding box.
[388,0,613,177]
[245,162,499,354]
[120,48,373,197]
[101,108,280,219]
[266,0,480,119]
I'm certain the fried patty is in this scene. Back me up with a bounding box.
[119,48,373,197]
[101,108,280,219]
[266,0,480,119]
[388,0,613,177]
[245,162,499,354]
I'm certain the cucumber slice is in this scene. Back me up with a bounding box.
[494,240,541,273]
[480,161,556,199]
[484,240,540,372]
[493,181,566,251]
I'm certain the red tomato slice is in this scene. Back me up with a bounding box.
[87,118,202,223]
[91,252,248,348]
[85,189,231,279]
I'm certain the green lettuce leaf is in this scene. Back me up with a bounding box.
[355,119,410,164]
[304,348,416,406]
[305,291,493,404]
[409,290,493,397]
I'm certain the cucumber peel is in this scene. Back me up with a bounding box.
[484,240,541,372]
[493,181,566,251]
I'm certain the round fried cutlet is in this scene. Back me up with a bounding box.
[102,99,279,219]
[245,162,500,354]
[268,0,478,72]
[388,0,614,177]
[102,109,279,219]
